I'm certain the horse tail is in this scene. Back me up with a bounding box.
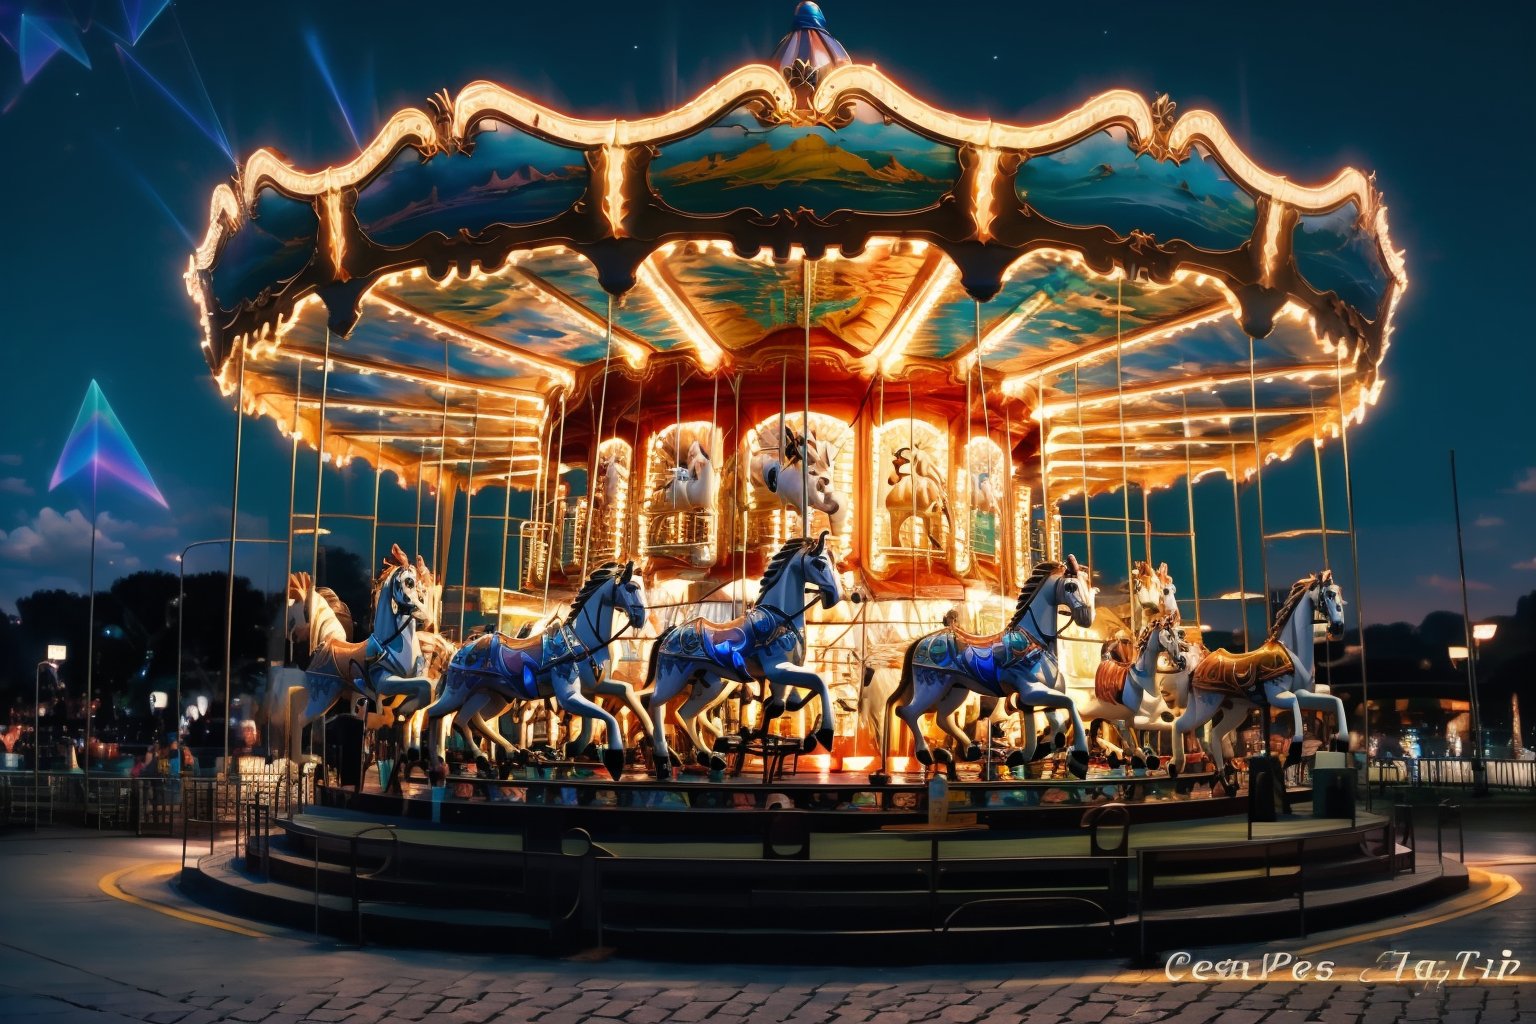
[879,641,919,772]
[645,625,676,687]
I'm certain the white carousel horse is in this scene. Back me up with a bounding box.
[423,562,647,780]
[1163,569,1348,780]
[883,557,1098,778]
[754,426,850,535]
[1131,560,1180,629]
[652,440,714,512]
[592,449,629,519]
[886,445,950,550]
[289,546,438,768]
[1080,614,1188,766]
[970,470,1000,517]
[642,532,845,780]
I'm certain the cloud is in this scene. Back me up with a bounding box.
[0,507,129,565]
[1474,515,1504,528]
[1417,573,1492,593]
[0,454,21,466]
[1516,468,1536,493]
[0,477,34,496]
[1515,557,1536,571]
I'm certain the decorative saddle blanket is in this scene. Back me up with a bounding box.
[1191,642,1294,704]
[912,628,1041,698]
[661,606,802,679]
[307,639,379,699]
[446,627,583,702]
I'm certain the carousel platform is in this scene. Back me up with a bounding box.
[179,773,1464,963]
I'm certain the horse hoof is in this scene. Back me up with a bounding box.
[669,751,683,768]
[1130,755,1145,771]
[963,744,982,763]
[1145,755,1162,773]
[1166,763,1180,781]
[509,749,529,768]
[1330,737,1350,753]
[653,757,672,782]
[800,733,819,754]
[1005,750,1027,769]
[1285,740,1303,768]
[1106,752,1122,770]
[696,752,715,767]
[603,749,626,781]
[1053,733,1068,750]
[1068,750,1089,780]
[815,728,834,753]
[763,697,787,721]
[915,749,934,768]
[708,754,728,773]
[934,748,954,766]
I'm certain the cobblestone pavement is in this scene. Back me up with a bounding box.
[2,797,1532,1024]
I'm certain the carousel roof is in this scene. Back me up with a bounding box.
[186,3,1404,497]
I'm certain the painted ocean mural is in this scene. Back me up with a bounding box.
[212,187,318,308]
[1294,204,1389,316]
[355,126,587,248]
[1017,127,1256,252]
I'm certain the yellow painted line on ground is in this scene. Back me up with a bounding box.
[1294,867,1522,958]
[98,862,270,939]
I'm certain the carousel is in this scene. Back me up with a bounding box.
[179,4,1435,957]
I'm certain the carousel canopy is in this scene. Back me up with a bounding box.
[186,3,1403,498]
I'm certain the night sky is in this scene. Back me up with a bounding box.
[1,0,1532,626]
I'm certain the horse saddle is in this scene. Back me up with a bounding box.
[451,629,581,701]
[913,628,1039,697]
[666,607,799,677]
[309,639,377,696]
[1191,642,1294,703]
[1094,660,1131,706]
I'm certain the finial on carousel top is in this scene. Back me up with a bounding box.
[773,2,850,102]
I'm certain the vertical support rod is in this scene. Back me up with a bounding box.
[582,297,616,578]
[1248,335,1272,630]
[459,406,479,640]
[224,344,248,775]
[1336,352,1370,802]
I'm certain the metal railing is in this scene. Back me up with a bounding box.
[1378,757,1536,792]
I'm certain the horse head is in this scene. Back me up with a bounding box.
[1316,569,1345,638]
[803,531,843,610]
[613,560,647,629]
[1151,614,1187,672]
[1060,554,1097,628]
[379,544,425,622]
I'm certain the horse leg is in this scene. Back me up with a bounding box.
[421,684,469,766]
[1267,689,1306,766]
[765,665,834,753]
[934,687,979,762]
[647,663,688,781]
[1168,696,1219,779]
[595,678,655,742]
[895,676,948,771]
[1022,684,1091,779]
[549,668,625,781]
[675,674,732,770]
[1302,691,1351,751]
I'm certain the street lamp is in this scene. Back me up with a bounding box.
[35,646,65,830]
[1448,621,1499,797]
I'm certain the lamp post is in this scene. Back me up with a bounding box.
[35,646,66,830]
[1447,450,1489,797]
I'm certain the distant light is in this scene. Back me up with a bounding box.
[149,691,168,710]
[1472,622,1498,642]
[1448,645,1469,662]
[47,644,68,661]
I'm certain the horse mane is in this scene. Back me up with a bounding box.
[369,563,399,615]
[1267,573,1319,643]
[569,562,625,619]
[758,536,818,595]
[1007,561,1062,630]
[315,587,354,639]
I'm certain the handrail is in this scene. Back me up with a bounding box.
[349,824,402,947]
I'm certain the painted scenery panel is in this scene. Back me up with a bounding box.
[1017,128,1255,252]
[652,103,957,216]
[211,187,317,308]
[1294,205,1390,317]
[355,126,586,247]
